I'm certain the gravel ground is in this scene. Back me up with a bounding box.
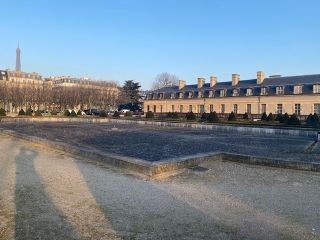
[0,122,319,163]
[0,136,319,240]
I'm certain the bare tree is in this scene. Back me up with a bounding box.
[152,72,179,90]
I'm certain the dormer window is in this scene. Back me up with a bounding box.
[260,87,267,95]
[179,92,183,98]
[208,90,214,98]
[294,85,302,94]
[313,84,320,94]
[232,89,239,97]
[170,93,175,99]
[246,88,253,96]
[188,92,193,98]
[159,93,164,99]
[198,91,203,98]
[220,89,226,97]
[276,86,284,95]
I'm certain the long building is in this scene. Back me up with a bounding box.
[144,71,320,116]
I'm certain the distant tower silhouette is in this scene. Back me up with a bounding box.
[16,43,21,72]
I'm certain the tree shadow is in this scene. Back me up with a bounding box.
[14,147,79,240]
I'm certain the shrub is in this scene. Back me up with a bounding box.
[288,114,300,125]
[25,109,32,116]
[18,109,25,116]
[34,110,42,117]
[200,112,209,122]
[167,112,173,118]
[146,111,154,119]
[113,111,121,118]
[243,112,249,120]
[275,113,283,122]
[70,110,77,117]
[64,110,70,116]
[185,111,196,121]
[99,110,108,117]
[171,112,179,119]
[77,110,82,115]
[228,112,236,121]
[51,110,57,115]
[267,113,274,122]
[207,111,219,123]
[306,113,320,127]
[281,113,289,124]
[261,112,268,121]
[0,108,6,116]
[124,111,133,117]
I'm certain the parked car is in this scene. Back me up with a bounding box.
[120,109,130,113]
[84,109,100,116]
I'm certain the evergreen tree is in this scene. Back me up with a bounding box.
[288,114,300,125]
[261,112,268,121]
[208,111,219,123]
[228,112,236,121]
[267,113,274,122]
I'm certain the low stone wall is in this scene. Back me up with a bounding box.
[0,116,317,139]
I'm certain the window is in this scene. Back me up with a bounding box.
[246,88,253,96]
[294,104,301,115]
[313,85,320,94]
[247,104,251,114]
[198,91,203,98]
[171,93,175,99]
[200,105,205,113]
[314,104,320,115]
[154,106,156,113]
[221,104,225,114]
[209,91,214,98]
[260,87,267,95]
[160,105,163,113]
[159,93,164,99]
[261,104,266,114]
[210,104,214,112]
[188,92,193,98]
[171,105,175,112]
[276,104,283,114]
[180,105,183,113]
[276,86,284,95]
[147,105,150,111]
[179,92,183,98]
[220,89,226,97]
[233,104,238,114]
[232,89,239,97]
[189,105,193,112]
[294,85,302,94]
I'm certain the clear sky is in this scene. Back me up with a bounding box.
[0,0,319,89]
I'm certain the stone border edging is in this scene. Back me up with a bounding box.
[1,128,319,177]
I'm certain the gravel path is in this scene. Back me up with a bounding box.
[0,136,319,239]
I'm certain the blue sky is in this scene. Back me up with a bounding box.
[0,0,319,89]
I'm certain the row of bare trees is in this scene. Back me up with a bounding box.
[0,81,120,112]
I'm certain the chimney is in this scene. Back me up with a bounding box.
[232,74,240,86]
[197,78,205,89]
[178,80,186,90]
[210,76,217,87]
[257,71,265,84]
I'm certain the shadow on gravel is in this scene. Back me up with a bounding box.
[14,147,79,240]
[73,161,241,239]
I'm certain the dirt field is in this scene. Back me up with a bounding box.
[0,135,319,240]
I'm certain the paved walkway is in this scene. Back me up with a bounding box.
[0,136,319,239]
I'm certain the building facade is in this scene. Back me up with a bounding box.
[144,71,320,116]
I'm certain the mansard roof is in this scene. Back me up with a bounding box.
[152,74,320,94]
